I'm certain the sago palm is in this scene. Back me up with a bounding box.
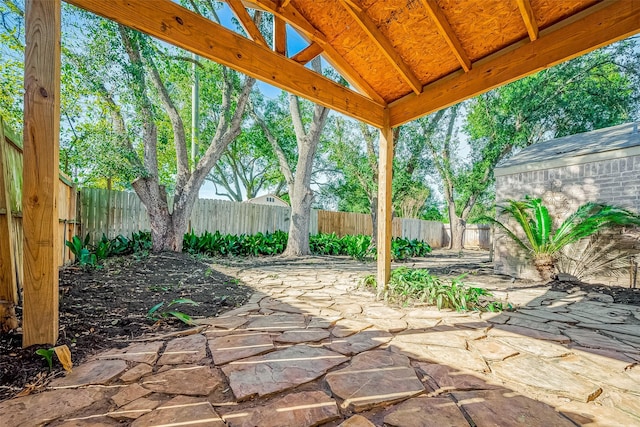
[484,197,640,281]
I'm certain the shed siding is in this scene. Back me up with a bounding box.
[495,154,640,284]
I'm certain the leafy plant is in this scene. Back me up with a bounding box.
[35,348,54,371]
[147,298,199,325]
[362,267,510,312]
[482,197,640,281]
[65,234,97,267]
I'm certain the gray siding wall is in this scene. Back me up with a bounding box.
[494,154,640,284]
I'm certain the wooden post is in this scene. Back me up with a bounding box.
[22,0,61,347]
[0,119,18,331]
[376,109,393,296]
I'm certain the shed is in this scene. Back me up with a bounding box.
[245,194,289,207]
[494,122,640,284]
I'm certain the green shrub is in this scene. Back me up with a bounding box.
[362,267,509,312]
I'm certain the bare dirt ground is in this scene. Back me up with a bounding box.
[1,250,639,403]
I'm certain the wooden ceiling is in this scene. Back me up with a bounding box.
[66,0,640,128]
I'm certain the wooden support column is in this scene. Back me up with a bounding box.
[23,0,61,347]
[376,109,393,296]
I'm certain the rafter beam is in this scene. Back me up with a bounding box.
[66,0,385,126]
[227,0,268,46]
[245,0,386,105]
[340,0,422,94]
[390,0,640,127]
[420,0,471,72]
[274,16,287,55]
[291,41,323,65]
[516,0,539,41]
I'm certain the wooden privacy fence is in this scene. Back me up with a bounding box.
[0,118,77,311]
[79,188,491,249]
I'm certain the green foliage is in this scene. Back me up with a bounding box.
[65,234,98,267]
[363,267,510,312]
[183,230,431,260]
[147,298,199,325]
[35,348,55,371]
[483,197,640,259]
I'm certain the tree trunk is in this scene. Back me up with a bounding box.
[284,182,314,256]
[370,195,378,248]
[447,198,466,250]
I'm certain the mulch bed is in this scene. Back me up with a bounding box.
[0,252,253,402]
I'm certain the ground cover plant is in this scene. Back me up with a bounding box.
[363,267,510,312]
[75,230,431,263]
[483,197,640,281]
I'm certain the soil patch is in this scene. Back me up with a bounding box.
[0,252,253,402]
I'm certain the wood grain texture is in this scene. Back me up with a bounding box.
[376,109,393,293]
[0,119,17,305]
[227,0,268,46]
[291,42,323,64]
[390,0,640,126]
[516,0,539,41]
[274,16,287,55]
[67,0,385,126]
[340,0,422,94]
[420,0,471,72]
[246,0,386,105]
[23,0,61,346]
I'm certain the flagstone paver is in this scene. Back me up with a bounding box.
[339,414,376,427]
[156,334,207,365]
[119,363,153,383]
[222,344,348,399]
[0,388,106,426]
[141,365,224,395]
[49,359,127,388]
[7,255,640,426]
[383,396,470,427]
[331,318,372,337]
[326,329,393,355]
[96,341,163,364]
[130,395,224,427]
[223,391,339,427]
[209,332,275,364]
[491,355,602,402]
[453,389,577,427]
[245,313,307,331]
[111,383,152,407]
[326,350,425,412]
[276,328,331,343]
[108,396,163,421]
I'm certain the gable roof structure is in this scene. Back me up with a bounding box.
[495,122,640,175]
[65,0,640,128]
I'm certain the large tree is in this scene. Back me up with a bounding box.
[253,61,330,255]
[67,3,257,251]
[412,40,639,250]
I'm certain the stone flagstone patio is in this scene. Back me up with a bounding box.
[1,255,640,426]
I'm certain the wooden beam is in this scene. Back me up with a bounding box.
[227,0,268,47]
[420,0,471,72]
[66,0,385,127]
[340,0,422,94]
[390,0,640,127]
[291,41,323,65]
[274,16,287,55]
[23,0,61,346]
[376,109,393,296]
[516,0,539,41]
[0,119,18,309]
[246,0,386,104]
